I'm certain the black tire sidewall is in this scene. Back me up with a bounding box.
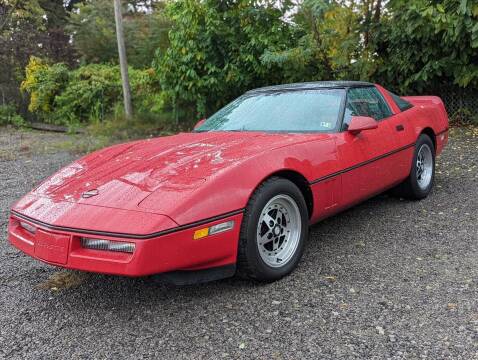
[240,178,308,281]
[410,135,435,199]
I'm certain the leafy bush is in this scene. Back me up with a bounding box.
[21,57,166,126]
[20,57,69,115]
[156,0,297,117]
[0,104,26,127]
[53,64,123,125]
[67,0,171,68]
[374,1,478,93]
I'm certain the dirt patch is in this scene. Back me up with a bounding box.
[37,270,89,291]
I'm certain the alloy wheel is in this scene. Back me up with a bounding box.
[256,194,301,268]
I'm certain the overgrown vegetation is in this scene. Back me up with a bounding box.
[20,57,173,127]
[67,0,171,68]
[1,0,477,135]
[0,104,25,127]
[375,0,478,93]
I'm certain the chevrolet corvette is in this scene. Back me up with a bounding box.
[8,81,449,283]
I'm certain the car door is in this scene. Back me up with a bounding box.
[335,86,404,206]
[377,86,418,179]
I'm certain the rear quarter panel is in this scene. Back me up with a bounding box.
[402,96,449,155]
[377,84,449,155]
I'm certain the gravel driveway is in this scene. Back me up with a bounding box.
[1,128,477,359]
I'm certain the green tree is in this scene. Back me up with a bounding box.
[262,0,363,82]
[68,0,171,68]
[374,0,478,92]
[261,0,332,83]
[0,0,75,112]
[156,0,296,118]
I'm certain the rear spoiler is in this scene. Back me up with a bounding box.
[402,96,443,107]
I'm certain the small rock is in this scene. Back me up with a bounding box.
[376,326,385,335]
[447,303,457,310]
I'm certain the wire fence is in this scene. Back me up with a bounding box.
[436,87,478,123]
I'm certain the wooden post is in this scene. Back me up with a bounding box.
[113,0,133,118]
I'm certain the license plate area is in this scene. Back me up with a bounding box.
[34,230,70,265]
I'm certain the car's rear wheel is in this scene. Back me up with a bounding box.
[237,177,308,281]
[391,134,435,199]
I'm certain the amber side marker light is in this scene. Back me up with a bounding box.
[81,238,135,253]
[193,221,234,240]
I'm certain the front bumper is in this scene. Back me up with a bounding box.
[8,212,243,277]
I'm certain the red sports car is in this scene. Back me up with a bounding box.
[8,81,449,284]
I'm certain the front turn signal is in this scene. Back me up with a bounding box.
[193,221,234,240]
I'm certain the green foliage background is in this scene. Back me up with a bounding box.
[1,0,477,129]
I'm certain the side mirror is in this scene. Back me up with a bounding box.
[194,118,206,130]
[348,116,378,135]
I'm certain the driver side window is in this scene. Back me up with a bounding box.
[342,87,392,130]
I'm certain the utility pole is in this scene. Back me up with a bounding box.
[114,0,133,118]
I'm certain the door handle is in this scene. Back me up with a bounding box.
[396,124,404,132]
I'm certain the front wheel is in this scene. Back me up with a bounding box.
[237,177,308,282]
[392,134,435,199]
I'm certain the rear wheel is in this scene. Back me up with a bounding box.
[237,177,308,281]
[391,134,435,199]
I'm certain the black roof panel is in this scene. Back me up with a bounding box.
[247,81,374,93]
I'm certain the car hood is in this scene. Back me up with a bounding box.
[26,131,314,215]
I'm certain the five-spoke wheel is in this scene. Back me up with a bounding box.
[391,133,435,199]
[257,194,301,268]
[237,177,308,281]
[416,143,433,190]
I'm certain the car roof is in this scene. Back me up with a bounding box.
[247,81,374,93]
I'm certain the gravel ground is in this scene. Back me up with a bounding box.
[0,128,477,359]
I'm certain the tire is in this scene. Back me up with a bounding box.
[391,134,435,200]
[237,177,308,282]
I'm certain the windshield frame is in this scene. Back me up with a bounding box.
[194,87,348,134]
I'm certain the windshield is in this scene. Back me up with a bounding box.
[195,89,345,132]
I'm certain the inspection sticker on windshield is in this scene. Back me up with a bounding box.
[320,122,333,128]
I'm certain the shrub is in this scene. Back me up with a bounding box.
[20,57,69,116]
[21,58,167,127]
[0,104,26,127]
[53,64,123,125]
[156,0,296,117]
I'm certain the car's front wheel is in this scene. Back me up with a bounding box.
[237,177,308,281]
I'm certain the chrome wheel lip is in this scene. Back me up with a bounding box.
[416,143,433,190]
[256,194,301,268]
